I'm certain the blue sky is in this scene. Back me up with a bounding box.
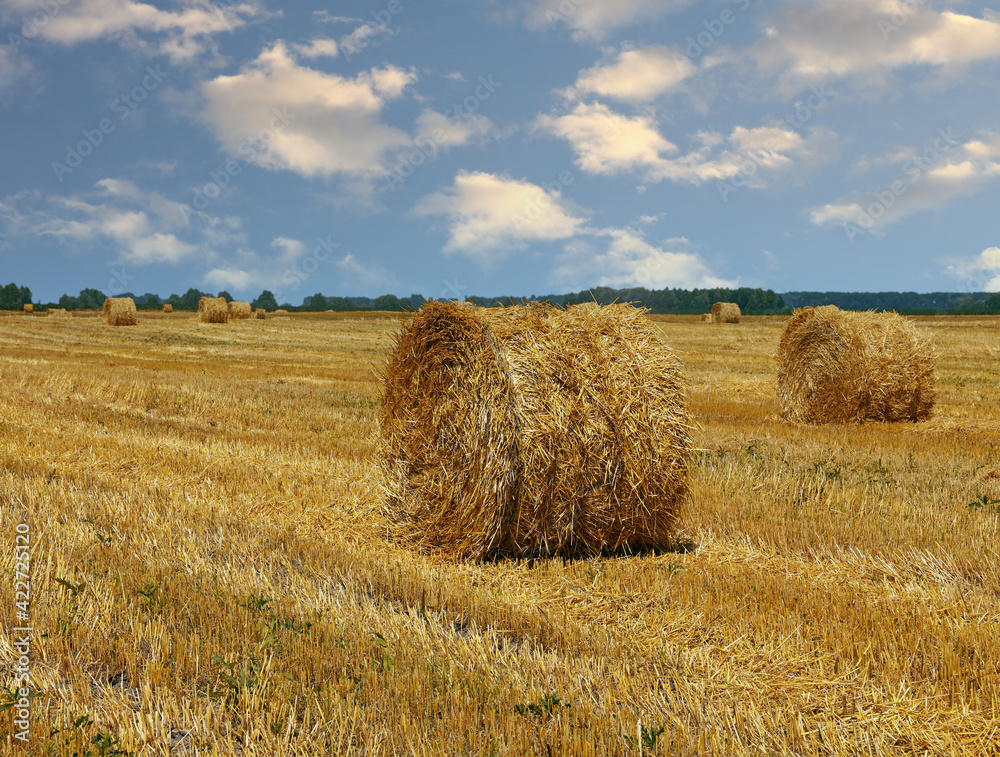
[1,0,999,304]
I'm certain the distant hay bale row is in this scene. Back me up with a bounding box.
[381,300,692,561]
[712,302,741,323]
[199,297,229,323]
[105,297,137,326]
[163,303,173,313]
[48,308,69,318]
[228,301,252,319]
[776,305,935,424]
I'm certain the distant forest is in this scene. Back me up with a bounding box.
[3,282,1000,315]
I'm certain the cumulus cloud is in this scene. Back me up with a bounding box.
[0,179,202,264]
[564,45,695,102]
[0,44,34,96]
[292,38,339,58]
[552,228,735,289]
[942,247,1000,292]
[536,102,834,187]
[412,171,586,260]
[753,0,1000,93]
[0,0,265,62]
[414,171,732,288]
[523,0,692,41]
[809,131,1000,234]
[413,109,494,150]
[199,41,415,180]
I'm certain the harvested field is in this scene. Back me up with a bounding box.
[1,313,999,755]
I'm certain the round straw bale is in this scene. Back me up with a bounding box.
[48,308,69,317]
[776,305,935,424]
[255,308,266,319]
[380,300,692,560]
[162,303,173,313]
[712,302,741,323]
[24,303,33,314]
[199,296,229,323]
[273,309,289,315]
[228,300,252,319]
[106,297,137,326]
[699,313,711,322]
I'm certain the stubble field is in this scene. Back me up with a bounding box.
[1,309,999,756]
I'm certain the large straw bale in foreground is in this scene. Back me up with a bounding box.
[199,297,229,323]
[776,306,935,423]
[712,302,741,323]
[381,300,692,561]
[105,297,137,326]
[23,303,33,314]
[228,300,252,319]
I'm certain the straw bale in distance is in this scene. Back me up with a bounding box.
[776,305,935,424]
[228,300,252,319]
[48,308,69,317]
[199,296,229,323]
[162,303,173,313]
[273,309,289,315]
[106,297,137,326]
[700,313,711,322]
[255,308,266,319]
[381,300,692,561]
[712,302,741,323]
[23,303,33,314]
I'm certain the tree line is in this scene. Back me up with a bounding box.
[4,282,1000,314]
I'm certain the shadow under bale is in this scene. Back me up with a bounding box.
[380,300,692,561]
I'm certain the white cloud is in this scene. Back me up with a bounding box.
[551,228,735,289]
[0,0,265,62]
[536,102,834,187]
[413,109,494,149]
[199,41,415,180]
[0,43,34,95]
[752,0,1000,93]
[810,132,1000,233]
[292,38,339,58]
[524,0,692,42]
[564,45,695,102]
[943,247,1000,292]
[414,172,732,288]
[0,179,203,264]
[412,171,586,260]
